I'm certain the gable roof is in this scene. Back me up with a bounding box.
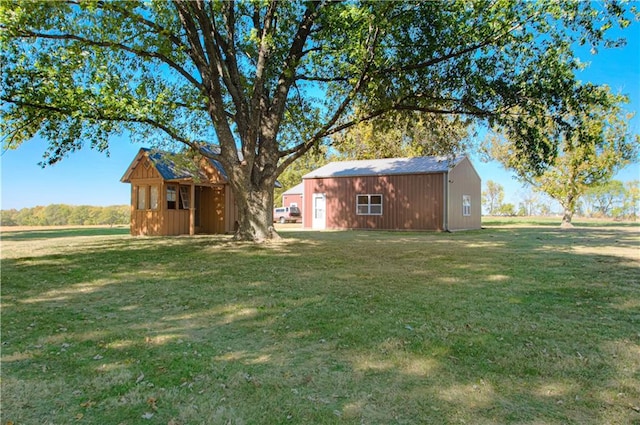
[282,182,304,195]
[121,147,282,187]
[120,147,227,183]
[302,155,465,179]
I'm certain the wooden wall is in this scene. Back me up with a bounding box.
[199,186,226,234]
[126,151,239,236]
[303,173,445,231]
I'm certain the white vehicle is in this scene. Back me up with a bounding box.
[273,206,301,224]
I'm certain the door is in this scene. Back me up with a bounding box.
[312,193,326,229]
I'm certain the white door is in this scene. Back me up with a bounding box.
[312,193,326,229]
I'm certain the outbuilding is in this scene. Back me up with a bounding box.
[301,155,481,231]
[281,182,304,210]
[121,148,238,236]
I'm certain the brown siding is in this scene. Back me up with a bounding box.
[125,150,238,236]
[163,209,190,235]
[129,177,164,236]
[130,157,160,180]
[224,186,239,233]
[199,186,227,234]
[131,210,163,235]
[447,157,482,231]
[303,173,444,230]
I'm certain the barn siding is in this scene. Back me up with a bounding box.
[303,173,444,230]
[199,186,227,234]
[130,178,164,236]
[224,185,239,233]
[130,157,160,180]
[447,157,482,231]
[283,193,303,208]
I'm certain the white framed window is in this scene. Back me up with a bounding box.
[137,186,146,210]
[356,194,383,216]
[150,186,159,210]
[463,195,471,216]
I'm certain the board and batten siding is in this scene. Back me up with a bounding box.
[129,157,163,236]
[303,173,445,230]
[447,157,482,231]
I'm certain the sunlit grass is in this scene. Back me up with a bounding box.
[1,224,639,424]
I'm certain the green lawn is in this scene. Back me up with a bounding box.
[1,224,639,424]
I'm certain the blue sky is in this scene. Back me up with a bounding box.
[1,23,639,211]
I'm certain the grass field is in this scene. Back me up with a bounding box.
[1,222,639,424]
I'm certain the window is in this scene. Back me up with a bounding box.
[150,186,159,210]
[463,195,471,216]
[167,185,177,209]
[179,186,191,209]
[356,194,383,215]
[137,186,146,210]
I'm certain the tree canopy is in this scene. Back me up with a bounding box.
[488,86,639,226]
[1,0,636,240]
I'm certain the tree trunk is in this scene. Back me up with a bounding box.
[561,207,574,228]
[231,180,280,242]
[560,193,576,228]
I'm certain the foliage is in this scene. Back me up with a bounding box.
[518,188,540,216]
[482,180,505,215]
[0,204,129,226]
[582,179,640,219]
[497,202,517,216]
[274,147,330,207]
[1,0,636,240]
[488,86,639,226]
[624,180,640,219]
[2,226,639,424]
[332,111,474,160]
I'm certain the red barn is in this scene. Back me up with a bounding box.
[301,155,481,231]
[281,182,304,210]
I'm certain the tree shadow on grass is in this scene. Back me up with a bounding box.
[1,227,639,424]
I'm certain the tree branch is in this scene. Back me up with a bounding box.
[270,1,323,123]
[383,20,526,74]
[12,29,203,90]
[2,97,202,151]
[276,21,381,173]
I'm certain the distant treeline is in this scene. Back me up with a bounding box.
[1,204,129,226]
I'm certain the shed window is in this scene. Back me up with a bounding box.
[137,186,146,210]
[463,195,471,216]
[167,185,177,209]
[150,186,159,210]
[356,194,383,215]
[179,186,191,209]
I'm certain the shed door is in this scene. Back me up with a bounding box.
[312,193,326,229]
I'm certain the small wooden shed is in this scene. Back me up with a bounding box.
[301,155,481,231]
[121,148,238,236]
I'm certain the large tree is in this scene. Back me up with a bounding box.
[1,0,634,240]
[488,86,639,226]
[482,180,505,216]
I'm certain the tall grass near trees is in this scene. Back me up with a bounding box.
[1,225,638,424]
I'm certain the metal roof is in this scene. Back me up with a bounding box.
[282,182,304,195]
[121,147,281,187]
[121,147,226,183]
[302,155,465,179]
